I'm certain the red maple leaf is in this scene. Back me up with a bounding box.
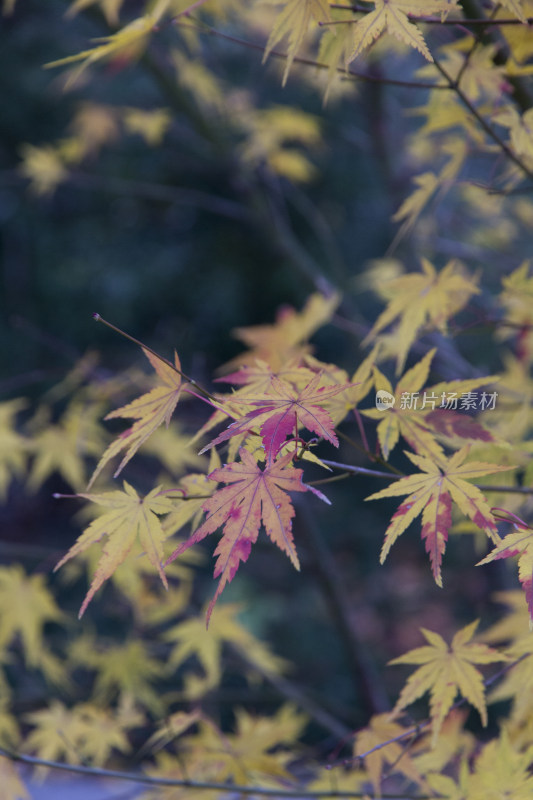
[165,448,329,624]
[199,373,348,461]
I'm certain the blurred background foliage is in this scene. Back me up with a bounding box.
[1,2,532,786]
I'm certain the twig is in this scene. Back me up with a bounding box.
[318,459,533,495]
[331,652,530,769]
[432,54,533,184]
[0,744,430,798]
[181,21,450,91]
[327,4,533,25]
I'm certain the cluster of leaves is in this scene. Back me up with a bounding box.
[4,0,533,798]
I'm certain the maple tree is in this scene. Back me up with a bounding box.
[4,0,533,798]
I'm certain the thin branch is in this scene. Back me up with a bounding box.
[0,745,430,799]
[319,459,533,495]
[319,460,398,480]
[178,21,450,91]
[332,652,530,769]
[432,54,533,183]
[328,4,533,24]
[92,314,219,404]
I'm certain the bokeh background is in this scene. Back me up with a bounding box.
[1,4,526,785]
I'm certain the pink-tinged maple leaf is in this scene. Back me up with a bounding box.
[199,373,349,462]
[366,448,514,587]
[478,511,533,622]
[165,448,329,624]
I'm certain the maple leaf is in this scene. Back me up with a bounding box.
[363,259,479,375]
[477,514,533,621]
[0,566,64,669]
[69,636,165,712]
[225,291,340,372]
[45,4,171,86]
[55,481,176,617]
[362,349,498,460]
[366,448,513,586]
[88,348,183,488]
[200,373,348,462]
[24,697,142,767]
[390,621,506,744]
[27,401,105,492]
[465,731,533,799]
[264,0,332,86]
[165,448,329,624]
[183,705,307,785]
[348,0,459,65]
[0,399,29,500]
[164,603,288,698]
[354,714,425,794]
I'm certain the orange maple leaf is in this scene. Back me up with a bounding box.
[200,373,349,462]
[88,348,182,488]
[165,448,329,624]
[366,448,513,586]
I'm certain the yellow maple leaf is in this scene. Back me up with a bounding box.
[366,447,513,586]
[0,566,65,673]
[45,4,171,86]
[226,291,340,373]
[183,705,306,784]
[466,731,533,799]
[362,349,498,460]
[88,347,183,488]
[390,621,506,744]
[24,697,142,767]
[363,258,479,375]
[68,636,165,712]
[354,713,425,794]
[499,0,529,25]
[55,481,176,617]
[164,604,288,698]
[27,401,105,492]
[264,0,332,85]
[348,0,459,64]
[0,400,28,500]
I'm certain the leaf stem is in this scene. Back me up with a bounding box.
[92,313,218,404]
